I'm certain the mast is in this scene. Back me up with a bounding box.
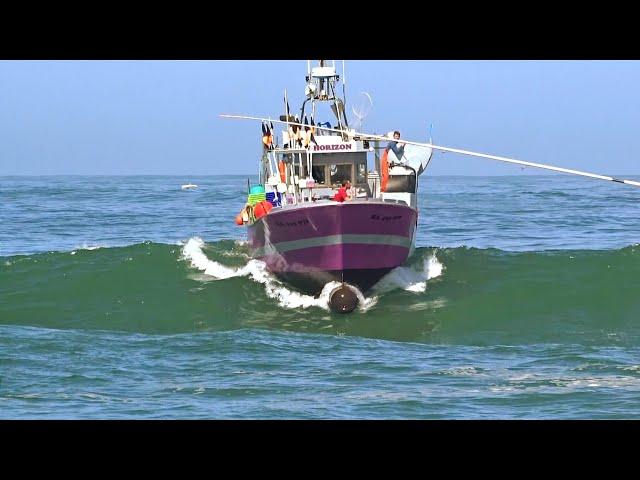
[304,60,348,136]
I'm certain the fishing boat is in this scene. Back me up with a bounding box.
[228,61,433,312]
[223,60,640,313]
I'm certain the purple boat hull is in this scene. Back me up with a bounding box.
[248,200,418,294]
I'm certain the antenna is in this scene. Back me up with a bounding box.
[342,61,347,115]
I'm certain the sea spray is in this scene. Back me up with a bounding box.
[373,252,444,294]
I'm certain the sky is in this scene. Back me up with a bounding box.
[1,60,640,176]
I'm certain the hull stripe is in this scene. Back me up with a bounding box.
[253,233,412,257]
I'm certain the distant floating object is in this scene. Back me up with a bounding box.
[181,183,198,190]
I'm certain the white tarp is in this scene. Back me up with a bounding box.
[388,144,434,175]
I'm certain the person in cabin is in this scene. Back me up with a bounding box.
[333,180,352,203]
[385,130,406,160]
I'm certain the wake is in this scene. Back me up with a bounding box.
[180,237,443,312]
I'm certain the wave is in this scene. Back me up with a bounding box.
[2,239,640,343]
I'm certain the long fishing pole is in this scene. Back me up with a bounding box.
[220,113,640,189]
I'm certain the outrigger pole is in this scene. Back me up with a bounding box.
[221,114,640,189]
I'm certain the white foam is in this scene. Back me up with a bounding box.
[426,254,443,279]
[246,261,334,310]
[487,372,640,393]
[349,284,378,312]
[181,237,241,279]
[70,243,106,255]
[443,366,486,377]
[221,250,250,259]
[75,243,104,251]
[373,253,444,294]
[182,236,366,311]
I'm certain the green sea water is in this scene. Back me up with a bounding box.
[2,175,640,418]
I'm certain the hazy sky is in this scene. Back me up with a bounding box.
[2,60,640,176]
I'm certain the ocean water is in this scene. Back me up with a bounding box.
[2,174,640,419]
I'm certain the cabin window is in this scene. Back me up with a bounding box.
[329,164,352,186]
[312,165,326,185]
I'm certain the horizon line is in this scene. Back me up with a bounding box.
[3,173,640,178]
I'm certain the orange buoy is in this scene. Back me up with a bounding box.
[254,203,265,219]
[278,160,286,183]
[261,200,273,214]
[235,213,244,225]
[253,200,273,220]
